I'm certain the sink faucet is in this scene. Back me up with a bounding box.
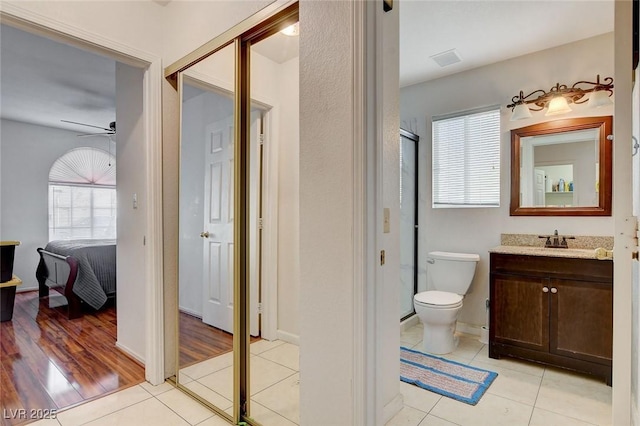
[538,230,576,249]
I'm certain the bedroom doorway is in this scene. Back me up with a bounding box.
[0,10,163,421]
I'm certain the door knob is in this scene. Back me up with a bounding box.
[542,286,549,293]
[200,231,210,238]
[550,287,558,294]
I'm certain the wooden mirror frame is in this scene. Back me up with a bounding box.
[510,115,612,216]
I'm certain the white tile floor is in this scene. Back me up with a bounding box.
[392,323,613,426]
[30,325,612,426]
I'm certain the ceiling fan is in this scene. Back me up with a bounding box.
[61,120,116,137]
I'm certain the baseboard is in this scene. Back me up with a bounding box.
[116,341,145,365]
[400,314,419,332]
[456,321,483,337]
[178,306,202,319]
[382,392,404,424]
[276,329,299,345]
[17,285,38,293]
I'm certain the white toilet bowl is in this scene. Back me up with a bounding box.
[413,251,479,354]
[414,290,463,354]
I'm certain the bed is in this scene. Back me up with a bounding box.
[36,239,116,319]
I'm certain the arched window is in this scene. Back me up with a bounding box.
[48,147,116,240]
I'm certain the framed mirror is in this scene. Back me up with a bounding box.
[510,115,612,216]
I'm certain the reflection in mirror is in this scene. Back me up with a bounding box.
[247,24,300,425]
[519,128,598,207]
[177,44,237,413]
[510,116,612,216]
[178,44,267,419]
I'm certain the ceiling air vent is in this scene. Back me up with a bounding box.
[430,49,462,68]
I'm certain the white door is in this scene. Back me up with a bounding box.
[202,115,235,333]
[202,113,261,336]
[534,168,545,206]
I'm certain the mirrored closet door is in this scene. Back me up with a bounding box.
[166,2,299,425]
[177,43,238,415]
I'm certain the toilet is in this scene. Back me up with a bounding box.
[413,251,480,354]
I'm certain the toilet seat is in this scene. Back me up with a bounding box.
[414,291,463,309]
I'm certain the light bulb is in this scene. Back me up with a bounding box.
[545,96,572,116]
[280,23,299,37]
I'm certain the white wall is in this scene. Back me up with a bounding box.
[115,62,147,361]
[276,56,300,338]
[0,119,110,290]
[400,33,614,327]
[2,1,164,58]
[178,91,206,317]
[299,1,356,422]
[160,0,275,65]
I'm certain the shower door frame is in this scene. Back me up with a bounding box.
[400,128,419,322]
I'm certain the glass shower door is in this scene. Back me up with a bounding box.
[400,129,419,320]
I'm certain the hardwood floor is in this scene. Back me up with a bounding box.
[0,291,144,426]
[178,312,259,368]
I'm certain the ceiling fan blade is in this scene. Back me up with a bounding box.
[62,119,112,132]
[76,132,115,138]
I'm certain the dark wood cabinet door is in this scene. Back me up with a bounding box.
[491,273,549,352]
[549,279,613,364]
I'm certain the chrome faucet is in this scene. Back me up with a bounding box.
[552,230,560,247]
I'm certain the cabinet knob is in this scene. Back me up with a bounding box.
[542,286,549,293]
[551,287,558,294]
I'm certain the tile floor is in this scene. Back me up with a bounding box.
[28,324,612,426]
[28,340,299,426]
[391,323,613,426]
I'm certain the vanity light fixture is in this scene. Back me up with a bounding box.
[507,75,614,121]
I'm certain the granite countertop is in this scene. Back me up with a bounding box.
[489,245,612,260]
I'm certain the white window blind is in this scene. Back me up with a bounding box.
[432,106,500,208]
[49,184,117,240]
[48,147,117,240]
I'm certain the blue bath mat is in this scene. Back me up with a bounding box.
[400,346,497,405]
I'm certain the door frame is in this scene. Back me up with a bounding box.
[0,4,165,385]
[612,1,635,424]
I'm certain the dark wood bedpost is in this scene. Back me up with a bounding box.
[36,248,49,298]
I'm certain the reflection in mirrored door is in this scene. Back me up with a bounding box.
[246,23,300,426]
[177,44,238,416]
[168,3,299,424]
[177,43,267,421]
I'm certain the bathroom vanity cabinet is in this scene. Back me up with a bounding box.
[489,252,613,384]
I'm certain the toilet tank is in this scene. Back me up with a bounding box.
[427,251,480,295]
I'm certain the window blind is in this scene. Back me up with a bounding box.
[48,147,117,240]
[432,107,500,208]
